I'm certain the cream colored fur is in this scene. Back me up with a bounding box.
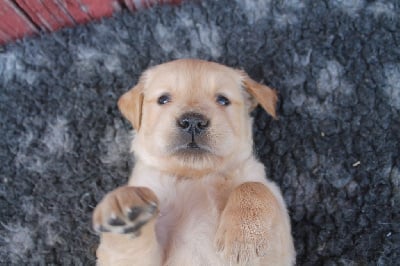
[92,59,295,266]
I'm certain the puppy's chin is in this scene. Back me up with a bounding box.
[135,144,224,178]
[169,142,213,157]
[133,135,252,178]
[163,144,220,177]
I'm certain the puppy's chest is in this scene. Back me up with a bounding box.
[154,177,234,250]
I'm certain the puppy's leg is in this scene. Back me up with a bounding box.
[93,186,162,266]
[215,182,294,266]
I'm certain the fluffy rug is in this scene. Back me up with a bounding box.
[0,0,399,265]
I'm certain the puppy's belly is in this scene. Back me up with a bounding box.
[155,181,225,265]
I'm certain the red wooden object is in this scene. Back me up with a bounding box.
[15,0,75,31]
[0,0,183,45]
[77,0,120,20]
[0,0,37,44]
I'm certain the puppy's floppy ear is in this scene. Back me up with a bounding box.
[239,71,278,119]
[118,83,144,130]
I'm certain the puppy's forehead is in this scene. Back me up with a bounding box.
[143,59,243,96]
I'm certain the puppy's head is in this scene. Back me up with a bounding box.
[119,59,277,177]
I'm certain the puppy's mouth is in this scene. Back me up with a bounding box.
[168,112,215,157]
[171,141,213,156]
[186,141,200,149]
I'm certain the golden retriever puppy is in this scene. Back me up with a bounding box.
[92,59,295,266]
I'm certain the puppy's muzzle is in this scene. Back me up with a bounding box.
[177,112,210,136]
[173,112,211,153]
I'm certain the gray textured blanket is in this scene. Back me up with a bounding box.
[0,0,399,265]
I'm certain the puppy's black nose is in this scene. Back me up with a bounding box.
[177,112,209,135]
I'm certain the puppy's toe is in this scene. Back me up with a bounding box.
[93,186,159,236]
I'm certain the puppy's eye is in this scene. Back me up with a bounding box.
[157,94,171,105]
[216,95,230,106]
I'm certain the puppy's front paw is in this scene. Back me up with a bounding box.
[215,214,269,264]
[215,182,278,264]
[93,186,158,236]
